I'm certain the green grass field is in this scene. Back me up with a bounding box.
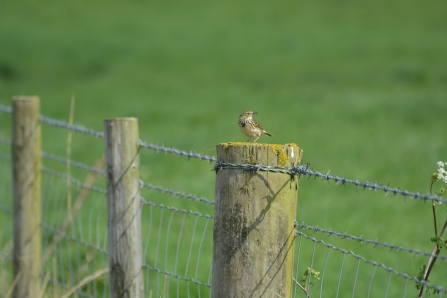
[1,0,446,296]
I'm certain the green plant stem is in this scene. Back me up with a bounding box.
[430,181,438,236]
[293,278,311,298]
[432,204,438,237]
[418,219,447,297]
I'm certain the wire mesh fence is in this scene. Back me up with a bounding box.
[0,102,446,297]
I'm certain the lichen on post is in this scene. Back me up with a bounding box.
[212,142,303,298]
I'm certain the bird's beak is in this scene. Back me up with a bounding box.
[253,112,258,114]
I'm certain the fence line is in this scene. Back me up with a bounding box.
[140,198,213,219]
[295,231,446,295]
[214,161,447,204]
[41,223,108,256]
[1,102,446,297]
[296,222,447,263]
[15,173,446,275]
[141,264,212,288]
[41,166,107,194]
[138,140,216,162]
[140,182,214,205]
[2,103,444,204]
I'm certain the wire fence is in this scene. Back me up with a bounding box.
[0,103,446,297]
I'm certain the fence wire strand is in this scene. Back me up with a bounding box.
[296,222,447,262]
[138,140,216,162]
[295,231,446,295]
[214,161,447,204]
[140,197,213,219]
[140,181,214,205]
[1,104,216,162]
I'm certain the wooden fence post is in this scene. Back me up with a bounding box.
[12,96,42,298]
[104,118,144,298]
[212,142,303,298]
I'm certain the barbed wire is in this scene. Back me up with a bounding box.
[140,197,213,219]
[0,204,12,213]
[0,137,9,147]
[296,231,446,294]
[0,152,10,160]
[1,105,217,162]
[0,103,103,137]
[1,139,105,177]
[40,115,105,139]
[140,181,214,205]
[2,104,445,205]
[214,161,447,204]
[0,104,104,138]
[41,166,106,194]
[142,264,212,288]
[41,152,106,175]
[0,104,12,114]
[3,109,446,206]
[0,252,12,261]
[138,140,216,162]
[295,222,447,262]
[41,223,108,256]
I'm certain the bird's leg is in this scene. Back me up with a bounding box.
[253,136,260,143]
[247,137,252,142]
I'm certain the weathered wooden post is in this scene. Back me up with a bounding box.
[104,118,144,298]
[12,96,42,298]
[212,142,302,298]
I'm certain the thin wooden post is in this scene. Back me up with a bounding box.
[12,96,42,298]
[212,142,303,298]
[104,118,144,298]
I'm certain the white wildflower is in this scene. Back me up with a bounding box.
[436,161,447,184]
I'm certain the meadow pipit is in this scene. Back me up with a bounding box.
[238,110,273,143]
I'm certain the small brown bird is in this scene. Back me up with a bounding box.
[238,110,273,143]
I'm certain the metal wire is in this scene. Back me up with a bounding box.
[42,152,106,175]
[140,197,213,219]
[213,161,447,204]
[142,264,211,288]
[1,104,216,162]
[138,140,216,162]
[41,166,106,194]
[0,104,12,114]
[295,231,446,294]
[140,181,214,205]
[296,222,447,262]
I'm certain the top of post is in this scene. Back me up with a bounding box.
[104,117,138,122]
[13,96,40,103]
[216,142,302,167]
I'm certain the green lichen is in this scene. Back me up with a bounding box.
[271,144,288,166]
[222,143,230,153]
[218,142,300,167]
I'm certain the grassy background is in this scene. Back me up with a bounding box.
[1,0,446,296]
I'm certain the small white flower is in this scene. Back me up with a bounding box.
[439,168,447,174]
[438,161,445,168]
[444,176,447,183]
[438,173,445,180]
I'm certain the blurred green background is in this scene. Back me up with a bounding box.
[1,0,446,296]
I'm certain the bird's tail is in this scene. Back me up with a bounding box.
[263,130,273,137]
